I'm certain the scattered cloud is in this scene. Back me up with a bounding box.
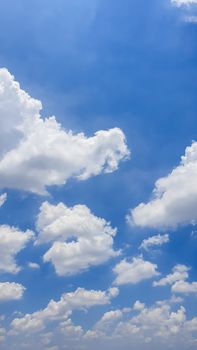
[139,234,169,251]
[184,15,197,21]
[128,142,197,229]
[0,68,130,194]
[36,201,119,276]
[0,282,25,301]
[0,193,7,207]
[0,225,34,274]
[171,0,197,6]
[28,262,40,270]
[113,256,159,286]
[172,280,197,294]
[153,264,197,295]
[153,265,189,287]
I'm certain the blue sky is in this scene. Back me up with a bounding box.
[0,1,197,349]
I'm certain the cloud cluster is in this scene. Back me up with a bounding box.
[36,201,119,276]
[113,256,159,285]
[10,287,118,334]
[0,69,129,194]
[129,142,197,229]
[6,297,197,350]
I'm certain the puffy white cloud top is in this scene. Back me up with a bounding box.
[128,142,197,229]
[36,201,119,276]
[0,282,25,301]
[0,225,34,274]
[0,68,130,194]
[113,256,159,285]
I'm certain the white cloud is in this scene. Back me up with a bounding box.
[93,309,123,334]
[5,296,197,349]
[133,300,145,311]
[153,265,189,287]
[28,262,40,270]
[113,256,159,286]
[0,282,25,301]
[0,225,34,274]
[36,201,119,276]
[172,280,197,294]
[153,265,197,295]
[0,68,130,194]
[114,303,187,341]
[10,287,118,334]
[139,234,169,251]
[171,0,197,6]
[0,193,7,207]
[128,142,197,229]
[59,318,83,339]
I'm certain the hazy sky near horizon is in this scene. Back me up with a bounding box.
[0,1,197,349]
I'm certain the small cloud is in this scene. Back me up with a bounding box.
[113,256,159,286]
[28,262,40,270]
[139,234,169,251]
[0,193,7,208]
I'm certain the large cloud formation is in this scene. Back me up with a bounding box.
[0,68,129,194]
[128,142,197,229]
[3,295,197,350]
[36,201,119,276]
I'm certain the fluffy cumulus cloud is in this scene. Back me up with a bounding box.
[0,68,129,194]
[113,256,159,286]
[139,234,169,251]
[0,225,34,274]
[36,201,119,276]
[128,142,197,229]
[0,282,25,301]
[10,287,118,334]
